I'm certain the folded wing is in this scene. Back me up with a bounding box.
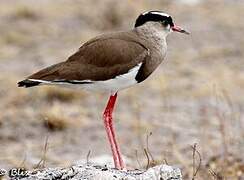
[18,32,150,88]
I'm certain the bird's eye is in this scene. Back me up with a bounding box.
[161,20,168,26]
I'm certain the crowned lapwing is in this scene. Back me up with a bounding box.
[18,10,189,170]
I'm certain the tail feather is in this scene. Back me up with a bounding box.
[18,79,41,88]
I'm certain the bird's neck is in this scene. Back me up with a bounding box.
[135,24,168,56]
[135,24,168,48]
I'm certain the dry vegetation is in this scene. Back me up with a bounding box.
[0,0,243,179]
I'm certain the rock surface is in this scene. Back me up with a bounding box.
[7,164,182,180]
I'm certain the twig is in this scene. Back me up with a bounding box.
[34,136,49,169]
[143,148,150,170]
[135,150,142,169]
[191,143,202,180]
[208,168,217,180]
[19,152,27,168]
[163,158,168,165]
[192,144,196,179]
[213,86,229,157]
[146,132,154,162]
[86,150,91,164]
[208,168,223,180]
[161,150,168,165]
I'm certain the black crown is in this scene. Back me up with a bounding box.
[135,11,174,28]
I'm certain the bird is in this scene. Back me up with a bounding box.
[18,10,189,170]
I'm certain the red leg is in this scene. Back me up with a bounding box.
[103,93,126,170]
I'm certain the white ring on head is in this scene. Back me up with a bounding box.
[142,11,170,17]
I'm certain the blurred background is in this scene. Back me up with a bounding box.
[0,0,243,179]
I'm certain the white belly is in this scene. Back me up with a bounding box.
[81,63,142,93]
[29,63,142,93]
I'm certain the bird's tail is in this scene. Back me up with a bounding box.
[18,79,41,88]
[18,62,64,88]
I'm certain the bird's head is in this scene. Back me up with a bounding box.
[135,11,190,36]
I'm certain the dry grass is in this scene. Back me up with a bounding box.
[207,153,244,179]
[12,5,39,20]
[40,102,85,131]
[40,86,86,103]
[41,112,70,131]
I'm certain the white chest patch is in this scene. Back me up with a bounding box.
[82,63,142,93]
[29,63,142,93]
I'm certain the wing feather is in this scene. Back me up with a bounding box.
[27,32,149,82]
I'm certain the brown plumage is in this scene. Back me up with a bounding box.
[18,31,155,88]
